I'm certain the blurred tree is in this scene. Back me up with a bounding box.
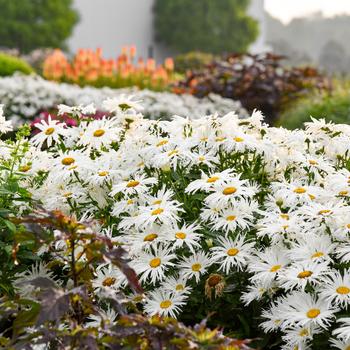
[319,40,348,74]
[0,0,79,53]
[153,0,259,54]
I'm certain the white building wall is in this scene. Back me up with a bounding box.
[249,0,269,53]
[69,0,266,61]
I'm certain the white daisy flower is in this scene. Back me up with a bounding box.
[0,104,12,133]
[88,307,118,327]
[278,261,330,291]
[204,176,256,207]
[110,174,157,197]
[319,270,350,308]
[133,246,176,285]
[161,275,192,295]
[185,169,235,194]
[287,233,336,264]
[211,235,254,273]
[208,200,257,233]
[78,117,121,149]
[143,289,187,318]
[163,222,202,252]
[248,246,290,287]
[102,95,144,113]
[92,264,127,293]
[13,262,57,298]
[330,338,350,350]
[278,291,338,329]
[178,252,211,283]
[31,115,66,148]
[333,318,350,342]
[282,325,322,350]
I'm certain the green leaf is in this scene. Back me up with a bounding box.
[4,219,17,232]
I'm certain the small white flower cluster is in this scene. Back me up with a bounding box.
[2,96,350,349]
[0,104,12,133]
[0,74,247,125]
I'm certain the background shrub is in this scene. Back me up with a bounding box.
[0,53,34,76]
[174,51,215,74]
[175,52,330,124]
[0,0,79,53]
[278,82,350,129]
[154,0,258,54]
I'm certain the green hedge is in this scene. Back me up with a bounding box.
[278,88,350,129]
[174,51,214,74]
[0,53,34,77]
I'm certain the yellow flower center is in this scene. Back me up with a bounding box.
[93,129,105,137]
[233,137,244,142]
[175,232,187,240]
[270,264,282,272]
[126,180,140,188]
[297,270,313,279]
[102,277,116,287]
[207,176,219,183]
[45,127,55,135]
[226,215,236,221]
[347,224,350,229]
[160,300,172,309]
[306,308,320,319]
[176,284,184,291]
[280,214,289,220]
[151,208,164,216]
[156,139,168,147]
[200,137,208,142]
[149,258,161,268]
[153,199,162,205]
[227,248,239,256]
[309,194,316,200]
[336,286,350,295]
[311,251,324,259]
[168,150,178,157]
[318,209,331,215]
[308,160,318,165]
[299,329,309,337]
[222,187,237,195]
[294,187,306,194]
[215,137,226,142]
[198,156,205,161]
[98,171,109,176]
[61,157,75,166]
[19,165,31,172]
[63,191,72,198]
[339,190,348,196]
[127,199,134,205]
[191,263,202,272]
[143,233,158,242]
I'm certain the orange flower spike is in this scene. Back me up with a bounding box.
[121,46,128,56]
[147,58,156,72]
[164,57,174,71]
[138,58,144,67]
[130,45,136,58]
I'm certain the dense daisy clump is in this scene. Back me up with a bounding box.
[0,74,246,125]
[1,95,350,349]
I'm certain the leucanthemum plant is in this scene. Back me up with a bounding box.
[2,95,350,349]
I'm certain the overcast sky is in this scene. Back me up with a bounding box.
[265,0,350,23]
